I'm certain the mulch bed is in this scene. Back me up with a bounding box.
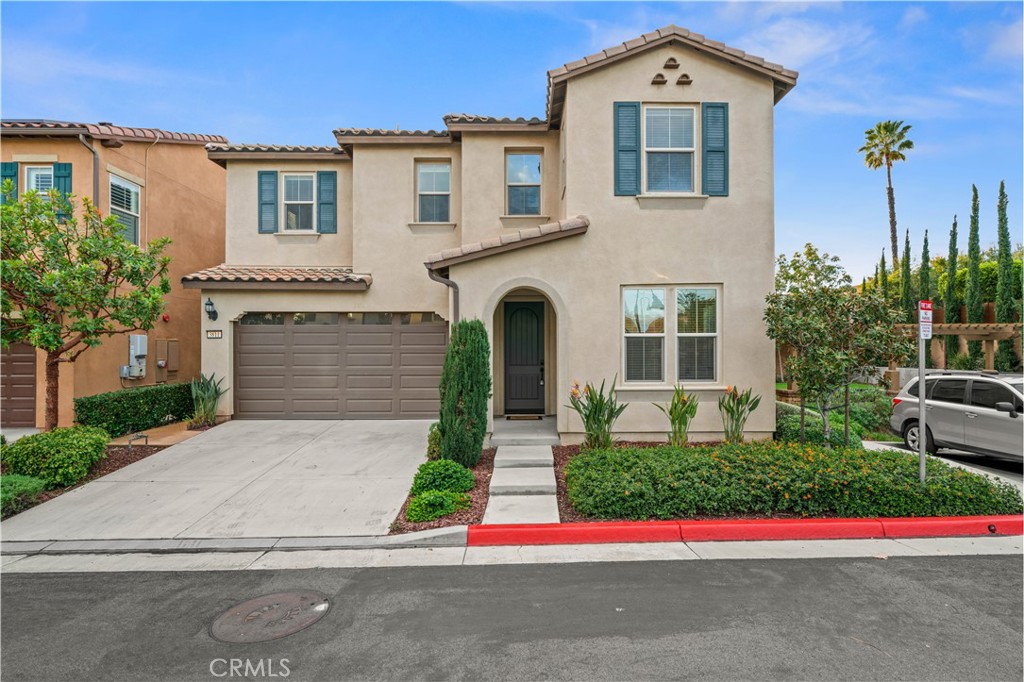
[2,444,166,519]
[390,448,497,534]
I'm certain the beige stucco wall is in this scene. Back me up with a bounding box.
[452,44,778,441]
[2,137,225,427]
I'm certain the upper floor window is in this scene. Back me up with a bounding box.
[644,106,695,193]
[25,166,54,194]
[506,152,541,215]
[416,162,450,223]
[110,175,140,244]
[283,173,315,231]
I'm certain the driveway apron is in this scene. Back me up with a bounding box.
[0,420,429,541]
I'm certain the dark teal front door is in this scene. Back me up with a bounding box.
[504,302,544,414]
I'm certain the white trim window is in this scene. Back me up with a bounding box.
[416,162,451,222]
[644,106,695,193]
[282,173,315,231]
[506,152,541,215]
[623,287,666,382]
[677,288,719,382]
[25,165,54,194]
[110,174,141,244]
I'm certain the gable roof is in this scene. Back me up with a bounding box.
[206,143,349,166]
[1,119,227,145]
[546,24,798,126]
[182,264,371,291]
[425,215,589,270]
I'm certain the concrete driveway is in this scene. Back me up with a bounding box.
[0,420,429,542]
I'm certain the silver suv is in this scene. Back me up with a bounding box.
[890,371,1023,461]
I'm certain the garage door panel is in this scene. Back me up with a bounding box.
[235,314,445,419]
[2,343,37,427]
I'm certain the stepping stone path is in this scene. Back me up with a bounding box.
[482,445,560,524]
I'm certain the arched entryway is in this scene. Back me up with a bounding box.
[492,287,558,416]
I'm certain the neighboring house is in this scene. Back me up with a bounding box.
[1,120,227,428]
[186,25,797,442]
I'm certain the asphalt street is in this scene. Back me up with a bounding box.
[2,555,1021,681]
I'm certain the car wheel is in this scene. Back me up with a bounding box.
[903,422,936,454]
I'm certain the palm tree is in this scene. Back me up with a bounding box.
[859,120,914,265]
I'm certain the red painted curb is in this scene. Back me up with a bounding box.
[467,515,1024,546]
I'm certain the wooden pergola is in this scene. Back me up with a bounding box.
[893,322,1022,371]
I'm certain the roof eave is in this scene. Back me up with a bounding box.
[181,279,370,291]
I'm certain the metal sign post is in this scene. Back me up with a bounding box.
[918,300,933,483]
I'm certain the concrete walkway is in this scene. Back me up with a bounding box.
[0,420,430,542]
[482,445,559,524]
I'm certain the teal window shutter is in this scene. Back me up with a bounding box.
[702,103,729,197]
[53,163,72,221]
[258,171,278,233]
[317,171,337,234]
[0,162,17,203]
[614,102,641,196]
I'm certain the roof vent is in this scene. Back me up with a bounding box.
[651,73,668,85]
[663,57,679,69]
[676,73,692,85]
[98,121,114,126]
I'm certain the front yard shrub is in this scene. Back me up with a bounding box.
[1,474,46,516]
[405,490,471,523]
[410,459,474,496]
[848,386,891,433]
[776,413,862,449]
[438,319,491,467]
[190,373,227,427]
[565,442,1023,520]
[568,377,628,450]
[653,384,699,446]
[426,422,442,461]
[74,383,192,437]
[1,426,110,488]
[718,386,761,443]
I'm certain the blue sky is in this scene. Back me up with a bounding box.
[3,1,1021,280]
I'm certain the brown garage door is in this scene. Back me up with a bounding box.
[1,343,37,427]
[234,312,447,419]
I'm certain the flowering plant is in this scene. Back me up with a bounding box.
[567,376,628,450]
[653,385,699,446]
[717,385,761,444]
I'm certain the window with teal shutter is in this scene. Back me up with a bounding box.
[54,163,72,222]
[258,171,278,233]
[317,171,337,233]
[1,162,18,203]
[702,103,729,197]
[614,102,641,196]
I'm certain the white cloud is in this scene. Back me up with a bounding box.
[899,6,928,30]
[986,17,1024,61]
[734,17,875,70]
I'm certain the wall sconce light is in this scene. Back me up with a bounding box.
[205,298,218,321]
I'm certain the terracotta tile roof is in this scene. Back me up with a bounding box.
[205,143,349,165]
[425,215,589,269]
[546,24,799,125]
[182,265,371,290]
[443,114,547,126]
[206,143,341,154]
[1,119,227,145]
[333,127,449,138]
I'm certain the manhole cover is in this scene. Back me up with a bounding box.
[210,591,330,643]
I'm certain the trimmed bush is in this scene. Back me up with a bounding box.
[438,319,491,467]
[1,474,46,516]
[74,382,193,437]
[426,422,442,461]
[406,490,471,523]
[565,442,1023,520]
[1,426,110,488]
[847,386,891,433]
[410,459,474,496]
[775,413,862,449]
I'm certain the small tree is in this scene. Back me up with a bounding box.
[920,229,932,303]
[944,215,959,362]
[965,185,983,362]
[900,229,914,322]
[879,251,890,303]
[438,319,491,467]
[995,181,1020,371]
[1,184,171,430]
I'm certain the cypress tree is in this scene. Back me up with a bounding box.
[880,250,890,302]
[920,229,932,302]
[995,181,1020,371]
[965,185,983,362]
[874,263,879,293]
[861,276,867,294]
[438,318,492,467]
[900,229,914,322]
[944,215,959,363]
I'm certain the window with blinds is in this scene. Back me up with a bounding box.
[283,174,315,231]
[623,286,721,384]
[416,162,451,223]
[677,288,718,381]
[26,166,54,194]
[623,288,666,382]
[110,175,140,244]
[644,107,695,193]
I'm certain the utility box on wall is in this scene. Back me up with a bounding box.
[120,334,148,379]
[154,339,180,383]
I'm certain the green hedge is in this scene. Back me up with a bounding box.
[1,426,110,488]
[406,490,471,523]
[565,442,1023,520]
[1,474,46,516]
[410,459,474,496]
[776,413,863,449]
[74,382,193,437]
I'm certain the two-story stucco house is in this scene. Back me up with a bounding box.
[1,121,226,428]
[185,26,797,443]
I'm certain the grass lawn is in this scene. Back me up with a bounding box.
[565,441,1023,520]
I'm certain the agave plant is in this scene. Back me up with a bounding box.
[653,384,699,446]
[190,373,227,428]
[718,385,761,444]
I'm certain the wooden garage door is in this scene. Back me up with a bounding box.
[234,312,447,419]
[1,343,37,427]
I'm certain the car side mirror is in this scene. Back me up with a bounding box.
[994,402,1019,419]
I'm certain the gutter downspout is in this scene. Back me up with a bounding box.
[143,131,162,244]
[77,134,99,200]
[426,266,459,323]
